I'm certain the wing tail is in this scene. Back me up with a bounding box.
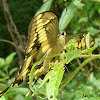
[0,84,12,97]
[0,55,35,97]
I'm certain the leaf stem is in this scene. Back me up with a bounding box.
[77,54,100,58]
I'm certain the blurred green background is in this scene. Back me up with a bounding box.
[0,0,100,100]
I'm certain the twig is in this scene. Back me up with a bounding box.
[0,39,24,52]
[77,54,100,58]
[1,0,25,65]
[0,39,18,48]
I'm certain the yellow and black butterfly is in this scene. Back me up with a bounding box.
[0,11,94,97]
[0,11,65,97]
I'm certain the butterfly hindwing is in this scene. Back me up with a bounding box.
[65,33,94,50]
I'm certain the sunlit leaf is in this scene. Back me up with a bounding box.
[35,0,53,16]
[66,50,82,64]
[87,27,100,36]
[46,64,64,100]
[9,68,18,76]
[0,58,5,68]
[5,52,16,65]
[59,0,84,31]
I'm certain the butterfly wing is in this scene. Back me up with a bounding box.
[0,12,59,97]
[65,33,94,50]
[16,11,59,83]
[25,12,58,56]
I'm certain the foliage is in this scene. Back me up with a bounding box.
[0,0,100,100]
[0,0,43,57]
[0,52,33,100]
[0,52,17,80]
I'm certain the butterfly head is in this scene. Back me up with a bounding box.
[60,30,68,37]
[58,30,66,50]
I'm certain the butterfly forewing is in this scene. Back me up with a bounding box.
[19,12,59,82]
[25,12,58,57]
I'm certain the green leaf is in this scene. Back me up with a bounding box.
[3,52,16,71]
[10,87,29,95]
[39,69,52,88]
[5,52,16,65]
[65,39,74,52]
[0,83,7,89]
[9,67,18,76]
[0,95,6,100]
[46,64,64,100]
[0,58,5,68]
[0,70,6,77]
[75,90,83,99]
[90,72,94,83]
[14,94,24,100]
[82,45,98,54]
[66,50,82,64]
[29,58,45,92]
[73,26,81,34]
[90,74,100,89]
[95,38,100,47]
[86,33,90,49]
[0,76,9,82]
[87,27,100,36]
[78,17,88,23]
[59,0,84,31]
[35,0,53,16]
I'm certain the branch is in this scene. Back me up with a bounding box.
[0,39,24,52]
[1,0,25,65]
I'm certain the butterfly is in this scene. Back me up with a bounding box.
[0,11,94,97]
[0,11,65,97]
